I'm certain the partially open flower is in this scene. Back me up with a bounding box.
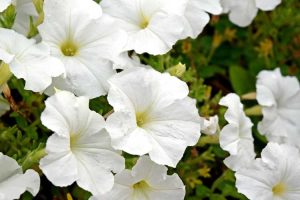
[200,115,219,135]
[219,93,255,171]
[236,142,300,200]
[91,156,185,200]
[39,91,125,195]
[12,0,39,37]
[256,68,300,149]
[0,153,40,200]
[106,67,201,167]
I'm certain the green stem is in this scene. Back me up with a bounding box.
[245,105,262,116]
[22,148,46,171]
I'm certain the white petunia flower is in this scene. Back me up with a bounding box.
[183,0,222,39]
[101,0,189,55]
[39,91,125,195]
[39,0,127,98]
[91,156,185,200]
[221,0,281,27]
[0,0,11,12]
[235,142,300,200]
[0,153,40,200]
[200,115,219,135]
[106,67,201,167]
[0,28,64,93]
[219,93,255,171]
[256,68,300,149]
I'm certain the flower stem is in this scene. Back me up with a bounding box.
[22,148,46,171]
[245,105,262,116]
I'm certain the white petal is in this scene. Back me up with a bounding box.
[0,153,40,199]
[255,0,281,11]
[10,43,64,92]
[183,6,210,39]
[146,97,201,146]
[75,152,116,195]
[0,28,64,92]
[224,147,255,171]
[90,184,132,200]
[108,117,153,156]
[48,59,115,98]
[219,93,254,155]
[39,134,78,187]
[183,0,222,38]
[0,0,11,12]
[194,0,222,14]
[73,130,125,174]
[126,13,185,55]
[41,91,103,137]
[221,0,258,27]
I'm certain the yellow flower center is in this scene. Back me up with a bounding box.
[61,40,78,56]
[272,182,286,196]
[139,16,149,29]
[136,112,148,127]
[70,133,80,150]
[133,180,150,190]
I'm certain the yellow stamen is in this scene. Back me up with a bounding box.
[61,40,78,56]
[66,193,73,200]
[136,112,148,127]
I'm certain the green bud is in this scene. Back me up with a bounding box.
[167,62,186,77]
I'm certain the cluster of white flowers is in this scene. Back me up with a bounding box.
[219,68,300,200]
[0,0,288,199]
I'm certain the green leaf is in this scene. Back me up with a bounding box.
[229,66,256,95]
[196,185,211,198]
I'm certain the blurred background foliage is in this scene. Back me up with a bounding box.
[0,0,300,199]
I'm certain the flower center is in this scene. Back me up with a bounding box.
[70,133,80,150]
[133,180,150,190]
[61,40,78,56]
[139,16,149,29]
[272,182,286,196]
[136,112,148,127]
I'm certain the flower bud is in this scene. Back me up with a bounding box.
[0,63,12,89]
